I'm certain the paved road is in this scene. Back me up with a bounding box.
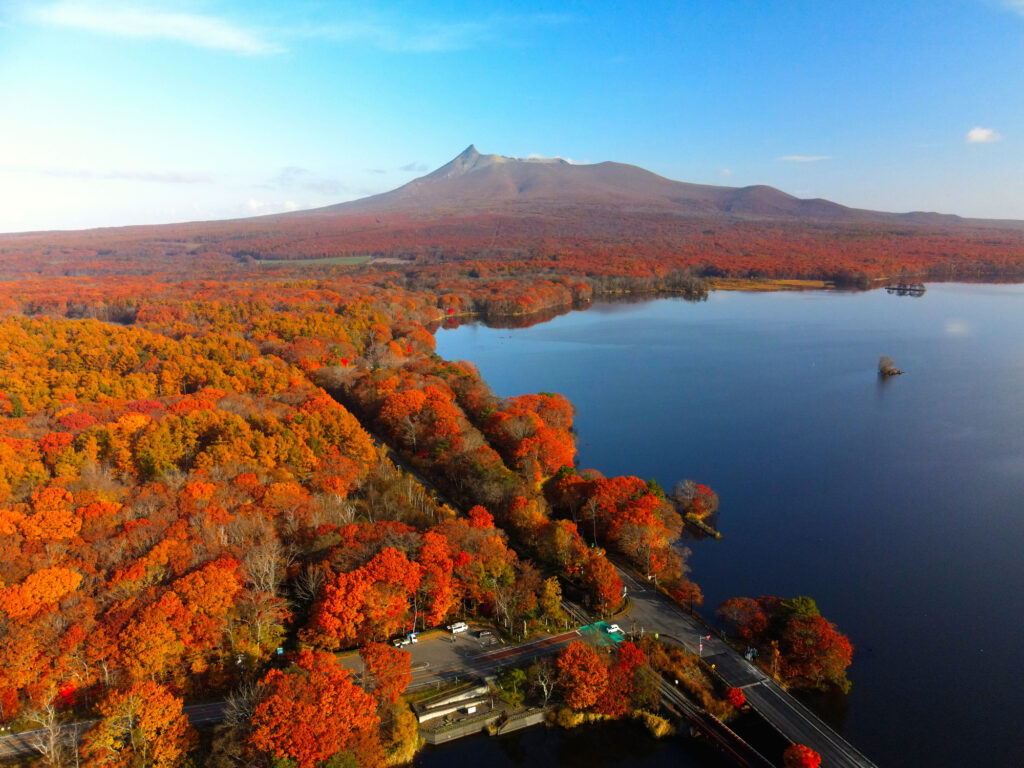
[1,585,875,768]
[338,626,582,692]
[616,566,877,768]
[0,702,228,762]
[0,723,90,762]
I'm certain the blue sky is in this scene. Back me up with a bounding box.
[1,0,1022,232]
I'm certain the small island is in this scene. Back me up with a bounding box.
[878,355,903,376]
[670,479,723,539]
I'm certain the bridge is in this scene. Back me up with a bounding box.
[617,566,877,767]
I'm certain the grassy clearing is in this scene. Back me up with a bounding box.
[254,255,371,267]
[708,277,829,291]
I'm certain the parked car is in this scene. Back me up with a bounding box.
[606,623,623,635]
[447,621,469,634]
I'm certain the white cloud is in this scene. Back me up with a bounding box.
[244,198,308,216]
[966,126,1000,144]
[29,6,569,56]
[265,166,347,195]
[332,20,488,53]
[521,153,578,163]
[295,12,568,53]
[2,162,211,183]
[1004,1,1024,16]
[720,168,734,176]
[780,155,831,163]
[32,2,282,55]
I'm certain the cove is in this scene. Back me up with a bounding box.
[434,283,1024,768]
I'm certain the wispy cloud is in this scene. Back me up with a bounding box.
[28,5,568,56]
[1004,1,1024,16]
[66,169,211,183]
[31,1,281,55]
[720,168,734,176]
[266,166,344,195]
[400,162,430,173]
[780,155,831,163]
[3,163,211,183]
[303,19,489,53]
[966,126,1000,144]
[293,12,569,53]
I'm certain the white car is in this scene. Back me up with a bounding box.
[606,623,623,635]
[447,621,469,634]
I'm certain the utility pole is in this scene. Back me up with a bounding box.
[698,633,710,658]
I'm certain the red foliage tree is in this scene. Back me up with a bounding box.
[359,642,412,709]
[718,595,853,692]
[249,650,381,768]
[595,641,648,717]
[783,743,822,768]
[305,547,422,649]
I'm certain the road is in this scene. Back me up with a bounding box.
[1,589,875,768]
[370,425,875,766]
[338,625,583,692]
[0,702,227,762]
[1,444,875,768]
[616,566,877,768]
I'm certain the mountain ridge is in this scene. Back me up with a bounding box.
[298,144,983,228]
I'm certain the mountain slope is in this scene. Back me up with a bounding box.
[3,145,1024,283]
[304,145,957,226]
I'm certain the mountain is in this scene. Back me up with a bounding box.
[300,144,970,226]
[3,145,1024,282]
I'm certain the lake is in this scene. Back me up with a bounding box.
[434,284,1024,768]
[415,720,726,768]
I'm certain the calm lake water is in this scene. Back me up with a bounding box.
[415,721,726,768]
[435,284,1024,768]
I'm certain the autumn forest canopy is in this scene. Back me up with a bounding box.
[0,258,710,765]
[2,158,1016,764]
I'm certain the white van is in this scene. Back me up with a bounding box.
[447,621,469,634]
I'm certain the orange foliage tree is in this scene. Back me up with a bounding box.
[249,650,381,768]
[359,642,412,710]
[304,548,422,649]
[556,641,608,710]
[80,681,197,768]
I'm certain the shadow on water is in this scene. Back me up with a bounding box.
[414,720,729,768]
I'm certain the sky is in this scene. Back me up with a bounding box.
[1,0,1023,232]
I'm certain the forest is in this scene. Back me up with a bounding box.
[0,227,914,766]
[0,260,710,766]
